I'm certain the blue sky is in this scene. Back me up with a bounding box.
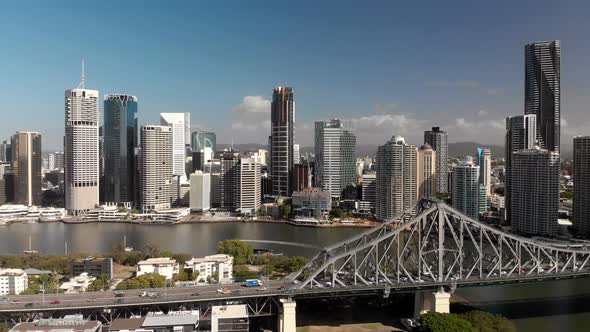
[2,1,590,151]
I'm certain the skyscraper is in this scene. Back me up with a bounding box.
[361,172,376,213]
[190,171,211,212]
[0,140,11,163]
[11,132,42,206]
[476,148,491,213]
[191,131,216,152]
[510,148,559,237]
[65,75,100,215]
[418,144,436,199]
[103,94,138,207]
[160,113,190,179]
[376,136,418,221]
[140,125,173,212]
[452,161,480,220]
[505,114,537,222]
[424,127,448,194]
[270,86,295,197]
[220,151,240,211]
[238,158,261,215]
[54,152,65,170]
[293,144,300,165]
[573,137,590,236]
[314,119,357,199]
[525,41,561,152]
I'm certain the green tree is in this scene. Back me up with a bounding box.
[330,208,348,219]
[233,265,259,281]
[460,311,516,332]
[89,274,110,291]
[286,256,308,272]
[143,243,161,257]
[417,312,475,332]
[217,239,253,265]
[280,204,292,220]
[116,273,166,290]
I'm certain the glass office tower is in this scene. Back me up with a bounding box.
[103,94,138,207]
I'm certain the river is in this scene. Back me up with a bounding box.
[1,221,589,331]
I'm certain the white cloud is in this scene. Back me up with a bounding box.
[477,110,488,117]
[232,96,271,113]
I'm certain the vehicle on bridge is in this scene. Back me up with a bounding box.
[245,279,262,287]
[139,291,158,298]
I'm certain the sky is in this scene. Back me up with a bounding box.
[2,1,590,151]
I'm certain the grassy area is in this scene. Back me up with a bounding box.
[113,263,136,280]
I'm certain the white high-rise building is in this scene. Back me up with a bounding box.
[190,171,211,212]
[376,136,418,221]
[510,147,559,237]
[361,172,376,212]
[314,119,357,199]
[452,161,480,220]
[418,144,436,199]
[476,148,492,197]
[238,158,261,215]
[160,113,190,179]
[293,144,300,165]
[140,125,173,213]
[65,85,100,216]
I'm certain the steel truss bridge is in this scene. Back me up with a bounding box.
[289,199,590,290]
[3,199,590,325]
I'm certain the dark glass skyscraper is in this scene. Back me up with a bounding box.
[270,86,295,197]
[525,41,560,152]
[103,94,138,207]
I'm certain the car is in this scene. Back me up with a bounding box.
[115,292,125,298]
[0,297,9,303]
[257,287,268,292]
[115,298,124,304]
[50,300,60,305]
[222,289,231,295]
[10,300,18,305]
[147,291,158,298]
[190,292,200,297]
[217,288,224,293]
[231,290,241,295]
[87,298,96,302]
[278,286,285,291]
[25,303,33,308]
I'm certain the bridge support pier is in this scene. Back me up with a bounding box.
[278,298,296,332]
[414,289,451,318]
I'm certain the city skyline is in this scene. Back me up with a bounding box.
[3,2,590,152]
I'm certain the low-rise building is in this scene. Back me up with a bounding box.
[59,272,96,294]
[292,188,331,221]
[211,305,248,332]
[70,257,113,279]
[0,268,28,295]
[184,254,233,284]
[136,258,179,280]
[11,316,102,332]
[110,311,199,332]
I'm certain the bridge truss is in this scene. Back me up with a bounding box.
[290,200,590,289]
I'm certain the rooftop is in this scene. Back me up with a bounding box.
[137,257,177,265]
[212,305,248,319]
[11,319,101,332]
[186,254,233,264]
[109,318,145,331]
[142,311,199,327]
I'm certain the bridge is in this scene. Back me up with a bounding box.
[2,199,590,332]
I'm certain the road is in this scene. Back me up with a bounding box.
[0,280,289,311]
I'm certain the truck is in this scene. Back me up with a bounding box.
[245,279,262,287]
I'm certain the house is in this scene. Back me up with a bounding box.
[109,311,199,332]
[59,273,96,294]
[184,254,233,284]
[136,258,179,280]
[211,305,248,332]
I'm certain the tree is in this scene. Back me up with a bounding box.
[89,274,110,291]
[217,239,253,265]
[460,311,516,332]
[417,312,475,332]
[330,208,348,219]
[286,256,308,272]
[143,243,161,257]
[280,204,292,220]
[117,273,166,290]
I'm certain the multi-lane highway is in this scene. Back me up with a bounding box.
[0,280,290,311]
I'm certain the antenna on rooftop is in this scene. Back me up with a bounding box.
[78,59,85,89]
